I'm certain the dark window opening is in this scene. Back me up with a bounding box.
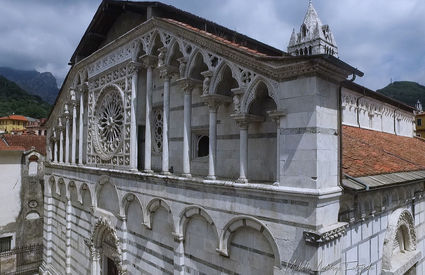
[417,118,422,126]
[197,136,209,157]
[0,236,12,252]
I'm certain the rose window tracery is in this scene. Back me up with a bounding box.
[93,86,124,160]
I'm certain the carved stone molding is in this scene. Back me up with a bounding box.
[303,222,348,246]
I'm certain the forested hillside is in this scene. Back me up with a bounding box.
[0,75,51,118]
[377,81,425,108]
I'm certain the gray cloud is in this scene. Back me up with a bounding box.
[0,0,424,90]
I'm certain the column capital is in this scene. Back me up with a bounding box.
[159,65,178,80]
[202,94,232,111]
[267,109,287,123]
[139,54,158,68]
[231,113,264,128]
[176,78,202,94]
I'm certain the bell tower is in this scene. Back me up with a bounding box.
[288,1,338,57]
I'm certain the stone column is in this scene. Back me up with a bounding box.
[44,183,54,267]
[129,61,141,170]
[160,69,172,174]
[237,121,249,183]
[59,118,64,163]
[268,110,286,186]
[91,249,101,275]
[64,104,70,164]
[78,89,84,164]
[207,103,218,179]
[182,84,193,177]
[53,129,58,163]
[232,113,263,183]
[71,91,77,164]
[140,55,157,173]
[202,94,231,180]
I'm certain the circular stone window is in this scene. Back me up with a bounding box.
[93,86,124,160]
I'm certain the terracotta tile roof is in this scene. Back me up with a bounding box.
[0,138,25,152]
[0,134,46,155]
[343,125,425,178]
[0,115,28,121]
[161,18,268,57]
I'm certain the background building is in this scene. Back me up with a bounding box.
[0,115,28,133]
[0,134,45,274]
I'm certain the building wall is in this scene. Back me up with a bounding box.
[342,87,414,137]
[0,151,22,239]
[0,119,27,132]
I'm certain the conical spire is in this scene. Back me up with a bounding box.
[302,0,322,32]
[287,1,338,57]
[289,28,296,47]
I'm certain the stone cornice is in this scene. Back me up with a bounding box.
[303,222,348,246]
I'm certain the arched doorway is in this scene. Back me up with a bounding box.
[88,217,125,275]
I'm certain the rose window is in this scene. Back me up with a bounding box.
[93,87,124,160]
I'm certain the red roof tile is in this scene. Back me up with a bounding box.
[343,125,425,177]
[0,138,25,152]
[0,115,28,121]
[1,134,46,155]
[161,18,268,57]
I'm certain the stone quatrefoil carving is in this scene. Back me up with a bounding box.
[93,86,124,160]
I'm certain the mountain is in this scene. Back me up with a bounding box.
[377,81,425,108]
[0,75,51,119]
[0,67,59,104]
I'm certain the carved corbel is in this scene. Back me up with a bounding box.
[177,57,188,79]
[176,78,202,95]
[201,70,213,96]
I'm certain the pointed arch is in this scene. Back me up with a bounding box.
[165,40,184,67]
[211,62,239,96]
[47,175,56,196]
[57,177,67,199]
[148,30,164,56]
[187,49,208,81]
[178,206,217,241]
[242,76,278,114]
[67,180,79,204]
[218,216,281,269]
[132,39,146,61]
[145,198,173,230]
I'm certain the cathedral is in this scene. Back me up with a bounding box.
[42,1,425,274]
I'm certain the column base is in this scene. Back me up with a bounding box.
[143,169,154,173]
[181,173,192,178]
[236,178,248,184]
[273,181,280,186]
[206,175,216,180]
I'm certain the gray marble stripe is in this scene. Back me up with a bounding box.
[126,250,173,275]
[170,132,276,142]
[127,230,174,251]
[170,102,205,111]
[230,242,274,258]
[185,253,239,275]
[127,239,174,264]
[281,127,337,135]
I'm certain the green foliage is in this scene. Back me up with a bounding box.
[0,75,51,118]
[377,81,425,107]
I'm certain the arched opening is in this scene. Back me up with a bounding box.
[189,52,208,81]
[215,65,238,96]
[167,42,183,68]
[248,82,277,117]
[97,180,120,216]
[302,24,307,37]
[91,218,123,275]
[197,135,209,157]
[28,155,38,176]
[150,33,163,56]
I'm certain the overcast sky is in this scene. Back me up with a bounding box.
[1,0,424,90]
